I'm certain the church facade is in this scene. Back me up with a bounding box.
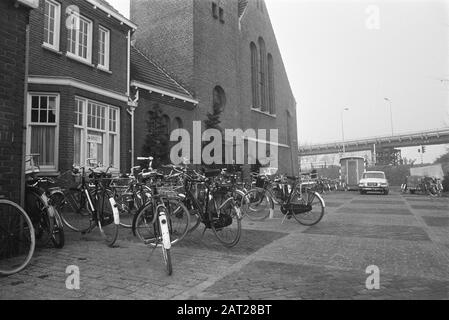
[131,0,299,174]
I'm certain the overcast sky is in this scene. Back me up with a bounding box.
[109,0,449,163]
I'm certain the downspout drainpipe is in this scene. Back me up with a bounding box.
[126,29,137,169]
[128,108,135,168]
[127,89,138,169]
[21,21,30,207]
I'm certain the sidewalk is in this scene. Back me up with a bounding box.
[1,191,449,300]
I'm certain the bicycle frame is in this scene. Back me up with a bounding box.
[73,166,120,230]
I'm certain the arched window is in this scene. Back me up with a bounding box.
[267,53,275,115]
[172,117,183,130]
[162,114,170,135]
[258,37,268,112]
[250,42,259,109]
[212,85,226,112]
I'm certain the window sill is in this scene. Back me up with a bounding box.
[66,52,95,68]
[42,43,62,56]
[97,66,112,74]
[251,108,277,118]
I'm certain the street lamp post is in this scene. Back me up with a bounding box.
[384,98,394,136]
[341,108,349,154]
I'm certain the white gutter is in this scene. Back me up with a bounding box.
[85,0,137,30]
[131,80,199,105]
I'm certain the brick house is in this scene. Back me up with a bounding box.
[0,0,38,204]
[27,0,136,175]
[131,0,299,175]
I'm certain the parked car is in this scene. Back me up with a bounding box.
[359,171,389,195]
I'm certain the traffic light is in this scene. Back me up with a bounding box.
[422,146,426,153]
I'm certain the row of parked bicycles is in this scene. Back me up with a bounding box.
[1,155,326,277]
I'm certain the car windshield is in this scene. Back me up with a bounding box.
[363,173,385,179]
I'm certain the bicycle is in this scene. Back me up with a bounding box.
[242,174,325,226]
[110,158,154,228]
[0,197,35,276]
[52,160,120,247]
[24,155,65,249]
[132,164,191,275]
[181,168,243,248]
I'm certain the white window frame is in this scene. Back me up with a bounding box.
[43,0,61,51]
[74,97,120,171]
[26,93,60,173]
[66,13,93,64]
[98,26,110,71]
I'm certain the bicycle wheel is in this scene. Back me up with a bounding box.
[165,199,190,245]
[96,190,119,247]
[132,202,157,244]
[25,191,53,248]
[210,198,242,248]
[50,207,65,249]
[118,186,152,229]
[241,188,272,221]
[162,247,173,276]
[291,190,325,226]
[183,196,202,234]
[56,189,92,233]
[0,200,35,276]
[158,206,173,276]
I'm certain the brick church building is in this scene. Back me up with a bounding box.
[131,0,299,175]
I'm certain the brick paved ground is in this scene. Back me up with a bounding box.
[1,190,449,300]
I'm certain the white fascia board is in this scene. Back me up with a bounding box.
[131,80,199,105]
[85,0,137,30]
